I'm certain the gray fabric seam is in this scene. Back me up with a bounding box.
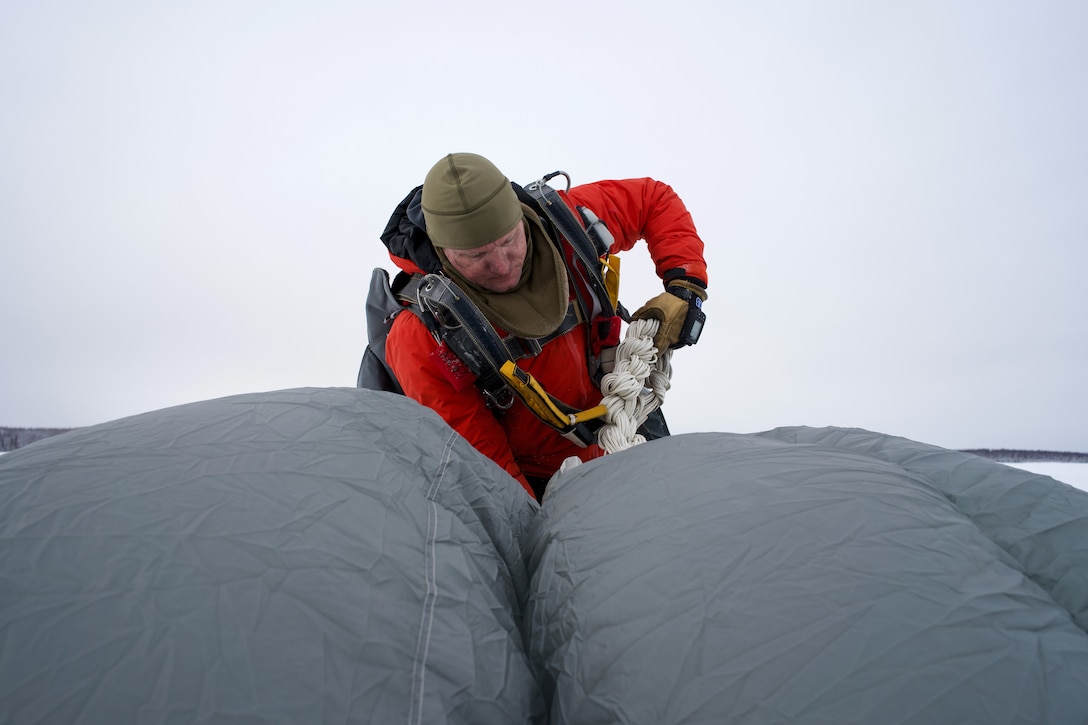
[407,431,456,725]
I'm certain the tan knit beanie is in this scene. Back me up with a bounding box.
[421,153,523,249]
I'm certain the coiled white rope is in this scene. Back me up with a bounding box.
[596,318,672,454]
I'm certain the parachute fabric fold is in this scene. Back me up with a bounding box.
[0,387,543,724]
[758,425,1088,634]
[526,430,1088,724]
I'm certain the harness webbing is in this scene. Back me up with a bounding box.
[522,175,617,323]
[412,273,605,446]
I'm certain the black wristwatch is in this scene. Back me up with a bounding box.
[667,286,706,347]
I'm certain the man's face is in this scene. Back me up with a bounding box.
[442,220,527,293]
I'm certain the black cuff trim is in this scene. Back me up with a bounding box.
[662,268,707,289]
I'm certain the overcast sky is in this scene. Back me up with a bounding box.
[2,1,1085,452]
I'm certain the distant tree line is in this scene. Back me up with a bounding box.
[960,449,1088,463]
[0,427,75,452]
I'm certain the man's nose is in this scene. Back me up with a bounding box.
[488,253,513,275]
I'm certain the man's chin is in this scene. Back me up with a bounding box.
[483,278,519,293]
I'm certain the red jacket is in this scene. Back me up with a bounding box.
[384,177,707,497]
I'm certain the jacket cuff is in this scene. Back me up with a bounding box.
[662,268,707,291]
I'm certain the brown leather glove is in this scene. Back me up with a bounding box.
[632,280,708,351]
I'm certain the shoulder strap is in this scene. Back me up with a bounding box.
[414,274,516,409]
[519,175,617,321]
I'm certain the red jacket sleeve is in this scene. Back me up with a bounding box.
[565,178,708,287]
[385,309,536,497]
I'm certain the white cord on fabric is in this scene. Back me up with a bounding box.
[597,318,672,454]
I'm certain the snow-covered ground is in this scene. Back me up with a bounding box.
[1006,462,1088,493]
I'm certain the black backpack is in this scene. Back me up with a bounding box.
[356,267,411,394]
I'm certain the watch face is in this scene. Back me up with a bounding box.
[688,315,704,342]
[682,308,705,345]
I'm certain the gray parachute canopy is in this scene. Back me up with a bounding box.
[2,388,1087,724]
[0,388,543,724]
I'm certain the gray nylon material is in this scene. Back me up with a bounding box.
[3,391,1087,723]
[529,430,1088,724]
[0,388,541,724]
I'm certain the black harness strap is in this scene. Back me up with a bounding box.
[521,176,616,323]
[413,274,601,445]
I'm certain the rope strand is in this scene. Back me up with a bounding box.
[597,318,672,454]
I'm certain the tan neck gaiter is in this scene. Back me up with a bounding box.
[437,204,569,338]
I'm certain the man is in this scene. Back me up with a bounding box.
[381,153,709,499]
